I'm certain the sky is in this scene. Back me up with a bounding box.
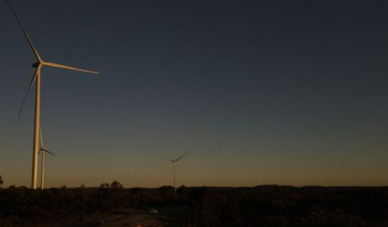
[0,0,388,188]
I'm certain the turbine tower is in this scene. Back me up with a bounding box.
[39,126,55,190]
[162,152,189,193]
[5,0,99,189]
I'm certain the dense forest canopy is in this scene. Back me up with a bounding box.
[0,179,388,227]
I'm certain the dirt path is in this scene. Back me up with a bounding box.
[102,209,164,227]
[61,206,188,227]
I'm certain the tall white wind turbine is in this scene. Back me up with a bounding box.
[5,0,99,189]
[39,127,55,190]
[162,152,189,194]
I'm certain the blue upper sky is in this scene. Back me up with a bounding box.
[0,0,387,188]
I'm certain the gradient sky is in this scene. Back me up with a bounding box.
[1,0,388,188]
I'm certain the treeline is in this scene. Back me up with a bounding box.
[1,182,388,227]
[185,186,388,227]
[0,182,186,226]
[0,181,119,226]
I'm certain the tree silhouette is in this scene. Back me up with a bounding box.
[158,185,175,200]
[0,175,3,186]
[110,180,123,189]
[177,185,188,200]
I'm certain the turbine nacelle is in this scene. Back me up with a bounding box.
[39,147,55,156]
[32,61,40,68]
[40,147,48,152]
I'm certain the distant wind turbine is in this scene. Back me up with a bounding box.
[162,152,189,194]
[326,176,333,192]
[326,176,331,186]
[39,127,55,190]
[5,0,99,189]
[355,175,361,186]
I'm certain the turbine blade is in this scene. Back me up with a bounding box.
[43,62,99,74]
[162,155,174,162]
[175,152,189,162]
[44,149,55,156]
[5,0,42,61]
[17,66,40,121]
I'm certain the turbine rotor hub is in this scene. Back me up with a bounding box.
[31,61,40,68]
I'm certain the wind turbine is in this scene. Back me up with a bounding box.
[162,152,189,194]
[39,126,55,190]
[5,0,99,189]
[326,176,331,186]
[326,176,333,192]
[355,175,361,187]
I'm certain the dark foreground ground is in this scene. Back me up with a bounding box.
[59,205,188,227]
[1,184,388,227]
